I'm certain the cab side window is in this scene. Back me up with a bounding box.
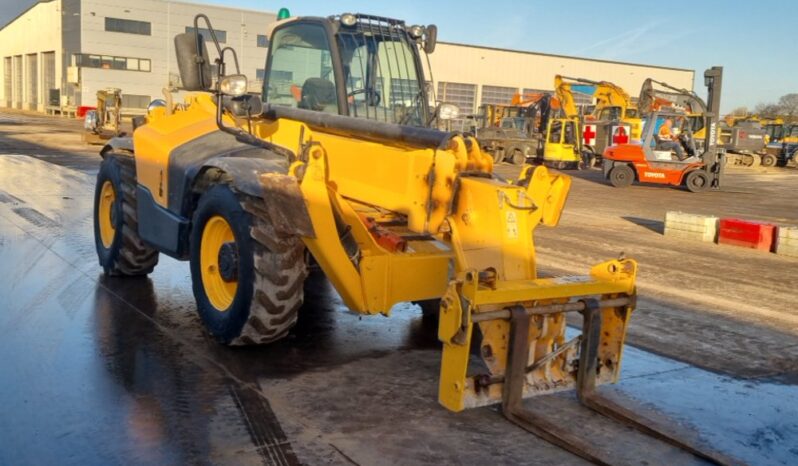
[263,24,339,114]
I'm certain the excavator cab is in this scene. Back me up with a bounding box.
[543,117,580,167]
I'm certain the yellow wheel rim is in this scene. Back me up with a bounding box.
[98,180,116,248]
[200,215,238,311]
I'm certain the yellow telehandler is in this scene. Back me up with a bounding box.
[92,12,731,464]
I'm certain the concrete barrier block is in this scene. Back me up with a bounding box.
[778,226,798,240]
[776,226,798,257]
[664,211,719,243]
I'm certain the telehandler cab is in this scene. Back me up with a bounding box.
[93,12,732,464]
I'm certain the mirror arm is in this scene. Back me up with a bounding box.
[220,47,240,75]
[213,93,292,157]
[194,14,224,57]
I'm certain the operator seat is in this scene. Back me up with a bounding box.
[299,78,338,113]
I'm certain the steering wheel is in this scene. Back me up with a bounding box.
[347,89,381,106]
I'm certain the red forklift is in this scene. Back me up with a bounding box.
[602,67,724,192]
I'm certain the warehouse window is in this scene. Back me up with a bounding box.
[122,94,151,109]
[122,95,149,109]
[481,85,517,105]
[271,70,293,81]
[257,34,269,48]
[437,82,476,114]
[105,17,151,36]
[571,91,593,106]
[73,53,151,72]
[186,27,227,44]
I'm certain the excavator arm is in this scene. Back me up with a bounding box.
[554,75,580,118]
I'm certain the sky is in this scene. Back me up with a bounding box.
[2,0,795,113]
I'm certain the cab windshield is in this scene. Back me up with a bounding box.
[501,117,526,131]
[337,23,427,126]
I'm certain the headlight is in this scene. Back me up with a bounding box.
[408,25,424,39]
[146,99,167,114]
[220,74,248,96]
[438,103,460,121]
[340,13,357,27]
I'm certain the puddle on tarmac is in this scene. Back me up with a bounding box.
[574,327,798,466]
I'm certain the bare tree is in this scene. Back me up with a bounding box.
[778,93,798,117]
[754,102,781,116]
[729,106,748,116]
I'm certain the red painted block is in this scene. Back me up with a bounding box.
[718,218,776,252]
[77,106,96,118]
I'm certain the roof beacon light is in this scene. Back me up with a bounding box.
[277,7,290,20]
[340,13,357,27]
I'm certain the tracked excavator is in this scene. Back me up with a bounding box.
[92,11,734,464]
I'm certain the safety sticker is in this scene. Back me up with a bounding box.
[505,211,519,240]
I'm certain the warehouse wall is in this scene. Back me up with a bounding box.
[0,0,62,111]
[426,42,695,114]
[75,0,275,109]
[1,4,695,117]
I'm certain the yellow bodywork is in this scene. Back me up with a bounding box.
[134,94,221,207]
[258,106,636,410]
[139,92,638,411]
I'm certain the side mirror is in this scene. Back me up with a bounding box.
[424,24,437,54]
[437,102,459,121]
[174,32,211,91]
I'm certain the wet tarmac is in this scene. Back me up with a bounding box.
[1,153,796,465]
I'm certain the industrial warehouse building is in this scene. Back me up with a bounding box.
[0,0,275,112]
[0,0,694,116]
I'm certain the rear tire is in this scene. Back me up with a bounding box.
[93,153,159,276]
[511,148,527,166]
[608,164,634,188]
[189,184,307,345]
[582,150,597,169]
[760,153,777,167]
[684,170,710,192]
[493,148,505,164]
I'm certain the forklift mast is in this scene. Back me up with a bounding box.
[702,66,723,186]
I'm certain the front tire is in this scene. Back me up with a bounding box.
[93,153,159,276]
[189,184,307,345]
[608,164,634,188]
[760,153,777,167]
[684,170,710,192]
